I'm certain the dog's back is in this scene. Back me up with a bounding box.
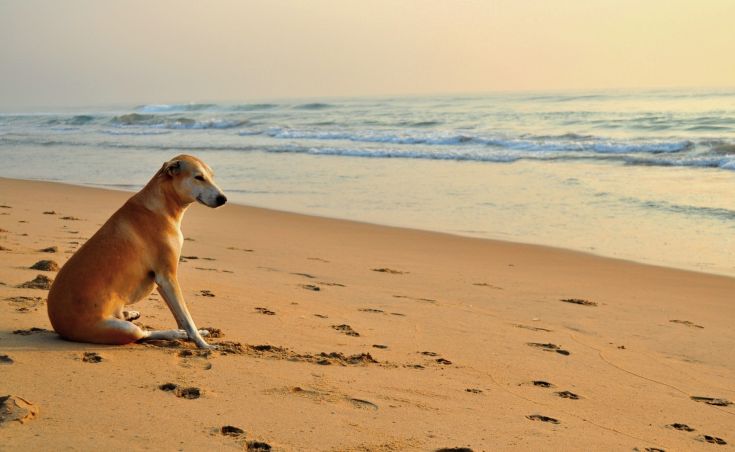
[48,198,160,341]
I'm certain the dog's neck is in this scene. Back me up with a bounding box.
[135,178,191,227]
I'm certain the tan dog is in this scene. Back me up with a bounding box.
[47,154,226,349]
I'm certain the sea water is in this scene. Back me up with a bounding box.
[1,89,734,275]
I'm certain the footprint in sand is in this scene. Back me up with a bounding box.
[527,342,570,355]
[531,380,555,388]
[194,267,218,272]
[30,260,59,271]
[0,355,13,364]
[465,388,483,394]
[163,385,202,399]
[82,352,103,363]
[291,272,316,279]
[16,274,53,289]
[555,390,580,400]
[169,386,201,399]
[667,423,695,432]
[255,307,276,315]
[473,282,503,290]
[288,387,378,411]
[246,441,272,451]
[177,349,213,370]
[301,284,321,291]
[419,351,452,365]
[514,323,551,332]
[691,396,732,407]
[221,425,245,437]
[435,448,474,452]
[526,414,560,424]
[348,398,378,410]
[372,268,408,274]
[358,308,384,313]
[227,246,254,252]
[198,289,215,297]
[331,324,360,337]
[372,344,388,349]
[5,296,44,312]
[393,295,436,303]
[313,314,328,319]
[670,319,704,329]
[0,395,39,426]
[318,281,346,287]
[696,435,727,445]
[12,327,49,336]
[560,298,597,307]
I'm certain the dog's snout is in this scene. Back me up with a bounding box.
[216,194,227,206]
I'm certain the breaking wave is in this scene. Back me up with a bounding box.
[111,113,247,129]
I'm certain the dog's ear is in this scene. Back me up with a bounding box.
[163,160,182,177]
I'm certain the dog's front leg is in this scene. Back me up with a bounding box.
[155,272,211,349]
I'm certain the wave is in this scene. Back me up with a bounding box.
[401,120,443,127]
[111,113,157,125]
[136,103,217,113]
[260,127,694,154]
[623,155,735,170]
[711,143,735,155]
[46,114,98,126]
[293,103,334,110]
[110,113,247,129]
[618,196,735,221]
[101,129,172,136]
[230,103,279,111]
[164,119,248,129]
[3,133,735,171]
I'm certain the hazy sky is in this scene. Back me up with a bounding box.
[1,0,733,109]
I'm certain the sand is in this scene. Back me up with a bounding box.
[0,177,733,451]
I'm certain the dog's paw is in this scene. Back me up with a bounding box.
[123,310,141,321]
[195,342,216,350]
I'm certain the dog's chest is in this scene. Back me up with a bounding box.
[167,228,184,253]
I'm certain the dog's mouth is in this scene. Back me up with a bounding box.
[196,194,224,208]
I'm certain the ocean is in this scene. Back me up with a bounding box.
[1,89,734,275]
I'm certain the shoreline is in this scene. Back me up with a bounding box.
[2,177,734,450]
[4,176,732,281]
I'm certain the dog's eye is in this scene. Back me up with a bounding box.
[194,175,205,181]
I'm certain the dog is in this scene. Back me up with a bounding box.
[47,154,226,349]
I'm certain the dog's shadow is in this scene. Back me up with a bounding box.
[2,328,141,353]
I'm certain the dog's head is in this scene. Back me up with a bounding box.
[160,155,227,208]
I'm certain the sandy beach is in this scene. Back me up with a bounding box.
[1,177,733,451]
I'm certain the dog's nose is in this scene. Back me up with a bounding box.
[216,194,227,206]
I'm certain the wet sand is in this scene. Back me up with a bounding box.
[1,177,733,450]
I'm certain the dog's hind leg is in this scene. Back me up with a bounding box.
[82,317,149,345]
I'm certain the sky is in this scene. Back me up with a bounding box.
[1,0,734,109]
